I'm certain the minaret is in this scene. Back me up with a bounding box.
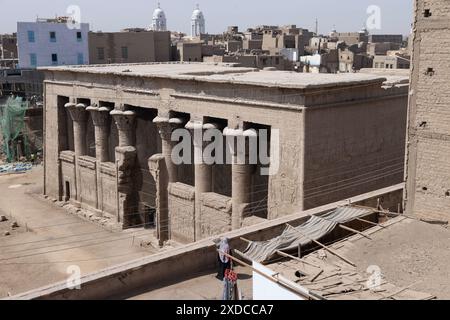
[151,3,167,31]
[191,4,205,37]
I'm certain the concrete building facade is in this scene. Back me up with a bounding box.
[88,30,171,64]
[17,18,89,68]
[0,34,18,60]
[368,34,403,44]
[405,0,450,222]
[373,54,410,70]
[176,42,203,62]
[40,63,408,245]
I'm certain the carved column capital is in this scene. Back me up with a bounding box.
[111,110,136,131]
[87,105,112,127]
[65,102,88,123]
[111,110,136,147]
[87,105,112,162]
[154,116,185,141]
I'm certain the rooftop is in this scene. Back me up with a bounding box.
[40,62,409,90]
[264,216,450,300]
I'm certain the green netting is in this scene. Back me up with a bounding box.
[0,96,30,162]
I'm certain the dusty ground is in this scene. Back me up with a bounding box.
[341,218,450,299]
[0,165,158,298]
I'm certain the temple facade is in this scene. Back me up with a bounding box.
[40,63,408,245]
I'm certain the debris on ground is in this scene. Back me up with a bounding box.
[0,163,33,174]
[10,221,18,228]
[0,215,7,222]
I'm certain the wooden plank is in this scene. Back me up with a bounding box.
[356,217,387,228]
[350,204,415,220]
[286,223,357,267]
[338,224,372,240]
[378,282,421,300]
[276,250,322,269]
[310,269,324,283]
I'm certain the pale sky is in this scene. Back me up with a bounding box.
[0,0,413,36]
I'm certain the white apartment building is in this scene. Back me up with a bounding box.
[17,18,89,68]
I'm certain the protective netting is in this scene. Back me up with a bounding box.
[242,206,373,263]
[0,96,30,162]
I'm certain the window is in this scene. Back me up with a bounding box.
[27,31,35,43]
[51,53,58,65]
[76,32,82,42]
[30,53,37,67]
[121,46,128,59]
[375,62,379,68]
[50,31,56,42]
[97,47,105,60]
[77,53,84,65]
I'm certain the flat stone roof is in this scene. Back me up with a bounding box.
[40,62,407,90]
[266,216,449,300]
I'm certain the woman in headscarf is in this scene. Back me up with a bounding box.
[217,237,231,280]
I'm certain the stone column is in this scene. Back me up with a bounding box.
[110,109,137,228]
[152,116,185,244]
[186,121,216,240]
[153,117,184,183]
[111,110,136,147]
[65,102,88,156]
[86,105,112,162]
[149,154,168,246]
[225,127,254,230]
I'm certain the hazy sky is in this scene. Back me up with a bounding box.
[0,0,413,35]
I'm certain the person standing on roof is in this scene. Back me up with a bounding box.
[217,237,231,281]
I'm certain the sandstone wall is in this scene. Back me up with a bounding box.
[405,0,450,222]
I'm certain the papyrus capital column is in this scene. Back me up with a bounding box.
[224,127,254,230]
[154,116,185,183]
[87,105,112,162]
[65,102,88,156]
[111,110,136,147]
[186,121,219,240]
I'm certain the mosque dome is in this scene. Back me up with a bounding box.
[151,3,167,31]
[153,6,166,20]
[191,4,205,37]
[191,7,204,20]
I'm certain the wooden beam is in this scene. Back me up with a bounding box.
[350,204,415,220]
[283,252,322,269]
[240,237,252,244]
[286,223,356,267]
[310,269,324,283]
[356,217,387,229]
[378,282,420,300]
[338,224,372,240]
[275,250,321,270]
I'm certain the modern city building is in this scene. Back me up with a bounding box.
[17,17,89,68]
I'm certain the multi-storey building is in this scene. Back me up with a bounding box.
[17,17,89,68]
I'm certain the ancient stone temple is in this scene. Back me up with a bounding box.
[40,63,408,245]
